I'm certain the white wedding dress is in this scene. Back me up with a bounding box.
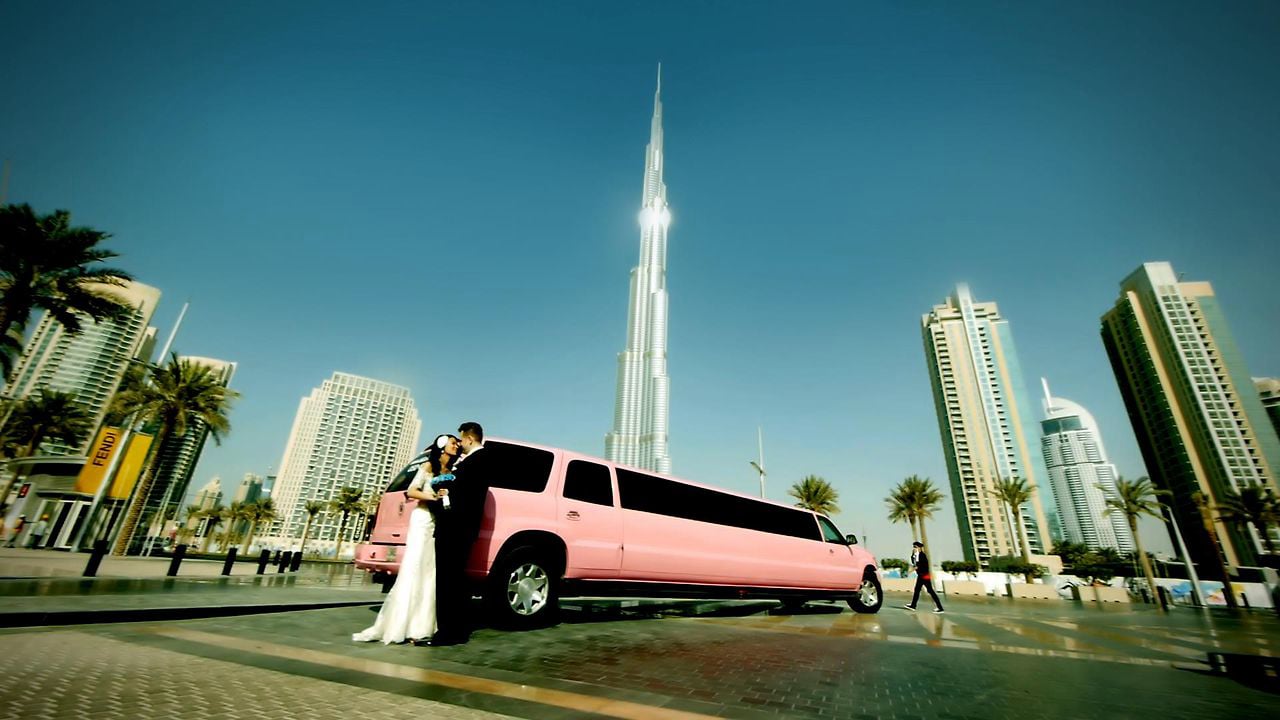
[353,472,438,644]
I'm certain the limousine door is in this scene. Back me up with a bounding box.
[557,459,623,576]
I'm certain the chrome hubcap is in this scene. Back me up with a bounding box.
[506,563,549,616]
[861,582,879,605]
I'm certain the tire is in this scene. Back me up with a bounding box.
[848,572,883,614]
[777,599,809,614]
[486,546,560,629]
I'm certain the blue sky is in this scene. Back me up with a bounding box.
[4,1,1278,560]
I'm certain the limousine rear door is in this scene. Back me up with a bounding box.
[558,459,623,575]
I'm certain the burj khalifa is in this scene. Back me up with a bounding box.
[605,67,672,474]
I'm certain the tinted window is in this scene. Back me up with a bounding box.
[817,516,847,544]
[386,454,429,493]
[484,441,554,493]
[616,468,821,541]
[563,460,614,506]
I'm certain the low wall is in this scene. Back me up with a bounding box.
[1073,585,1131,603]
[1009,583,1059,600]
[881,578,916,593]
[942,580,987,596]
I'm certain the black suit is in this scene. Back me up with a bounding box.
[908,549,944,610]
[433,446,493,640]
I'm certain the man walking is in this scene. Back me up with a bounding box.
[28,515,50,549]
[904,540,944,614]
[430,421,493,645]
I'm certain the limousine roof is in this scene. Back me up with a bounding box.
[487,437,833,520]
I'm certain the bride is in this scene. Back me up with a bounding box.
[353,433,459,644]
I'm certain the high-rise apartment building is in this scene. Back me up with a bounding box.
[1039,379,1135,554]
[261,372,421,555]
[1101,262,1280,568]
[606,67,673,474]
[1256,378,1280,442]
[4,281,160,455]
[923,284,1052,566]
[128,356,237,552]
[233,473,264,504]
[192,477,222,510]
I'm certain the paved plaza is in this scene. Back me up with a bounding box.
[2,577,1278,719]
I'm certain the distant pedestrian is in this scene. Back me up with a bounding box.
[28,515,50,549]
[903,541,944,614]
[4,516,26,548]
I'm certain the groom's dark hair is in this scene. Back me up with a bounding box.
[458,421,484,442]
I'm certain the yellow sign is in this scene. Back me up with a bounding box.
[74,427,124,495]
[109,433,153,500]
[73,428,155,500]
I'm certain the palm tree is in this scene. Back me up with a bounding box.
[241,498,277,554]
[1190,490,1240,609]
[297,500,325,556]
[885,485,919,544]
[1216,485,1280,556]
[221,502,250,552]
[990,477,1035,564]
[788,475,839,516]
[329,486,365,559]
[199,506,226,554]
[1101,476,1167,608]
[110,354,239,555]
[902,475,944,557]
[0,203,133,372]
[0,390,94,509]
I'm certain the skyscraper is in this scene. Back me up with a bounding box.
[923,284,1052,566]
[192,477,222,510]
[606,67,672,474]
[1256,378,1280,442]
[233,473,264,504]
[1101,262,1280,568]
[261,372,421,555]
[130,355,237,552]
[4,280,160,455]
[1039,379,1135,554]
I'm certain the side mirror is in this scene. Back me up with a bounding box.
[845,534,858,545]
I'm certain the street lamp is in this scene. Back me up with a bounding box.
[1161,502,1205,608]
[749,427,766,498]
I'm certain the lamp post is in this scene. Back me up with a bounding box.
[1163,502,1204,608]
[749,427,766,498]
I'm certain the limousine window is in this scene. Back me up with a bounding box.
[483,441,554,493]
[563,460,614,506]
[385,456,428,493]
[616,468,822,541]
[817,516,847,544]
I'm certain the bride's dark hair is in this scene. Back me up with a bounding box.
[425,434,458,476]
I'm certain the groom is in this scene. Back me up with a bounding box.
[431,421,493,645]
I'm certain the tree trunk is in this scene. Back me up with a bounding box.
[201,523,217,554]
[1130,518,1163,611]
[299,515,313,555]
[919,517,931,558]
[111,426,170,556]
[334,513,349,559]
[241,518,258,554]
[1016,509,1033,565]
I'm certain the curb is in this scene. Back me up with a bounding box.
[0,599,382,628]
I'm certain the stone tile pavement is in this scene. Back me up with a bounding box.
[0,629,518,720]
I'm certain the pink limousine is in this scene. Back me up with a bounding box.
[354,438,882,627]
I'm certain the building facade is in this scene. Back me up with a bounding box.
[1039,379,1135,554]
[128,356,237,553]
[1101,262,1280,568]
[261,372,421,556]
[4,281,161,455]
[233,473,264,504]
[606,67,673,474]
[1256,377,1280,443]
[923,284,1053,566]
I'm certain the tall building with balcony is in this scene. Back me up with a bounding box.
[1256,378,1280,443]
[261,372,421,556]
[4,281,160,455]
[128,356,237,552]
[1101,262,1280,568]
[923,284,1053,566]
[1039,379,1135,554]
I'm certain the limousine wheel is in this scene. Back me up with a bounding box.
[848,574,883,614]
[488,547,560,629]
